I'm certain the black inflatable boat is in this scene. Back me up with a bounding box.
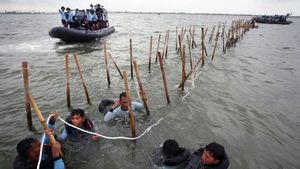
[49,26,115,43]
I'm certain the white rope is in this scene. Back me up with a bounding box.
[58,116,164,140]
[37,116,51,169]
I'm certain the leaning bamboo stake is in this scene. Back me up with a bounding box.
[123,71,136,138]
[104,42,111,86]
[28,94,56,144]
[211,32,220,61]
[148,35,153,71]
[129,39,133,79]
[65,54,71,107]
[155,34,161,63]
[74,53,91,104]
[22,61,32,130]
[133,61,150,115]
[108,52,123,79]
[204,27,208,38]
[158,52,170,104]
[209,25,216,43]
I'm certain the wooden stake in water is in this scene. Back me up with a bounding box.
[201,28,205,66]
[158,52,170,104]
[204,27,208,39]
[209,25,216,43]
[22,61,32,130]
[65,54,71,107]
[192,26,197,48]
[108,52,123,79]
[104,42,111,86]
[181,45,186,91]
[165,30,169,59]
[74,53,91,104]
[175,27,178,50]
[130,39,133,79]
[211,31,220,61]
[133,61,150,115]
[123,71,136,138]
[162,31,168,59]
[186,35,193,70]
[155,34,161,63]
[148,35,153,71]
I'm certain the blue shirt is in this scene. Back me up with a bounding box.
[104,102,144,123]
[59,9,66,20]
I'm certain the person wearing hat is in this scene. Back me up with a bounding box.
[58,6,67,27]
[153,139,190,168]
[14,137,65,169]
[185,142,230,169]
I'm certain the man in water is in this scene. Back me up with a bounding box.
[14,137,65,169]
[103,92,145,123]
[185,142,229,169]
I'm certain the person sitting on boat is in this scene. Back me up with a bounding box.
[86,10,95,30]
[58,6,67,27]
[103,92,145,123]
[153,139,190,168]
[14,137,65,169]
[48,110,100,142]
[66,8,75,28]
[185,142,229,169]
[91,10,99,30]
[90,4,96,14]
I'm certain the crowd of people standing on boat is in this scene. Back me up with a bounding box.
[58,4,109,31]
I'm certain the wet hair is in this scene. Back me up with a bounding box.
[162,139,182,157]
[119,92,127,100]
[71,109,85,117]
[66,7,71,11]
[61,6,65,10]
[205,142,225,162]
[16,138,39,157]
[90,4,93,7]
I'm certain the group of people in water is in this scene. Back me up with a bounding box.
[59,4,109,31]
[14,92,229,169]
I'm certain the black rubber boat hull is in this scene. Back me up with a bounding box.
[49,26,115,43]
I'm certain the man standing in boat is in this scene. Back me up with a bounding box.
[58,6,67,27]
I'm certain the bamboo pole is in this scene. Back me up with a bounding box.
[65,54,71,107]
[201,28,205,66]
[204,27,208,38]
[74,53,91,104]
[148,35,153,71]
[192,25,197,48]
[104,42,111,86]
[22,61,32,130]
[28,94,56,144]
[129,39,133,79]
[155,34,161,63]
[186,35,193,70]
[222,25,225,54]
[123,71,136,138]
[175,27,178,50]
[158,52,170,104]
[211,31,220,61]
[209,25,216,43]
[181,45,186,91]
[133,61,150,115]
[165,30,169,59]
[162,31,168,59]
[108,52,123,79]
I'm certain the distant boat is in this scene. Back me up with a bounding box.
[49,26,115,43]
[253,14,292,25]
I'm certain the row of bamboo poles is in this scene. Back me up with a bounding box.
[22,19,256,137]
